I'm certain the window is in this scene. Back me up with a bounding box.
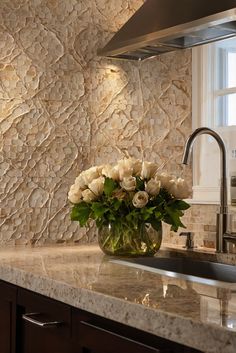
[192,37,236,204]
[214,40,236,127]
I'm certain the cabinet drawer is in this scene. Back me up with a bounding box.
[79,320,162,353]
[17,288,71,339]
[73,309,203,353]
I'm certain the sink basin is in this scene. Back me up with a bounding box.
[111,256,236,286]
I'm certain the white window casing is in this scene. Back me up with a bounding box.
[191,39,236,205]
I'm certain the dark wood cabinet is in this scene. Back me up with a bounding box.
[16,288,75,353]
[0,281,17,353]
[72,309,202,353]
[0,280,203,353]
[77,320,161,353]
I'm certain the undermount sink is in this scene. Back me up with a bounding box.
[111,256,236,286]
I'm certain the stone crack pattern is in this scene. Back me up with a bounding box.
[0,0,192,245]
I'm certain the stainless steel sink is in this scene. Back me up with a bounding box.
[111,256,236,286]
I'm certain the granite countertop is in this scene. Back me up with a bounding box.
[0,244,236,353]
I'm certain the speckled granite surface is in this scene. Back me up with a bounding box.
[0,244,236,353]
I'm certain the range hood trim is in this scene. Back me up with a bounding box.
[99,7,236,59]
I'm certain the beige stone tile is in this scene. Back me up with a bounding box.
[93,0,143,32]
[0,0,202,247]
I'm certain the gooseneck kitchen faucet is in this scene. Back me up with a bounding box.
[182,127,236,253]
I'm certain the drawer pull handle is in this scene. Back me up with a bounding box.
[22,312,63,328]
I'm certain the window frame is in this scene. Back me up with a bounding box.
[191,40,236,204]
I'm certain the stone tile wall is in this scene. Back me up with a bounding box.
[163,204,219,249]
[0,0,219,248]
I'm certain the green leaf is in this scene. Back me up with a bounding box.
[70,202,91,227]
[104,177,117,196]
[126,210,138,223]
[170,222,186,232]
[154,211,162,220]
[150,219,162,232]
[171,200,190,210]
[140,206,156,221]
[91,202,109,219]
[135,177,145,191]
[108,213,116,222]
[111,198,122,211]
[164,206,185,232]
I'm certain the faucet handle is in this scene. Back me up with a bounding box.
[179,232,195,249]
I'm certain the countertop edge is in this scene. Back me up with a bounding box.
[0,263,236,353]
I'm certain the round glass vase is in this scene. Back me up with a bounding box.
[98,222,162,257]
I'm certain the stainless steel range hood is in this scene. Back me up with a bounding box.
[98,0,236,61]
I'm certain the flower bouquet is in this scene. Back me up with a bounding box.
[68,158,191,257]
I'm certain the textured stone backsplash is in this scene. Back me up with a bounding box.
[0,0,218,248]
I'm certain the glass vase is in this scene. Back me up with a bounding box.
[98,222,162,257]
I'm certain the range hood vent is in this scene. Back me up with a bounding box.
[98,0,236,61]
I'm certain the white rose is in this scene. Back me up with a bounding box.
[112,189,127,200]
[117,158,134,180]
[120,176,136,191]
[82,167,100,185]
[82,189,96,202]
[88,176,105,196]
[141,161,158,180]
[145,178,161,196]
[101,164,111,177]
[102,164,120,181]
[74,173,87,190]
[132,191,149,208]
[97,164,105,175]
[168,177,191,199]
[68,184,82,203]
[155,172,173,192]
[130,158,142,176]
